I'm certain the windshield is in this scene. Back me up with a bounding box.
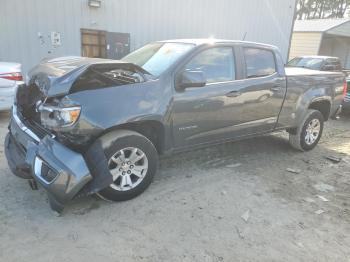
[122,42,195,76]
[287,57,324,70]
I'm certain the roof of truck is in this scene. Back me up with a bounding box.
[285,67,342,76]
[292,55,340,60]
[158,39,278,49]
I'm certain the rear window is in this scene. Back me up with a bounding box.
[244,48,276,78]
[287,57,324,70]
[325,59,342,70]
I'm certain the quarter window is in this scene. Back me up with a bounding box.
[184,47,235,84]
[244,48,276,78]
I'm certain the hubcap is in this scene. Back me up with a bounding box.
[305,118,321,145]
[108,147,148,191]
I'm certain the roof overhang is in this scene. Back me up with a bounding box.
[326,21,350,37]
[294,19,350,37]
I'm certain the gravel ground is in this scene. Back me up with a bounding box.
[1,111,350,262]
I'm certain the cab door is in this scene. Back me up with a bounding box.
[171,45,245,148]
[234,47,287,134]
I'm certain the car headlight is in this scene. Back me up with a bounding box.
[39,105,81,129]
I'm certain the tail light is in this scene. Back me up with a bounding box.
[344,80,348,98]
[0,72,23,81]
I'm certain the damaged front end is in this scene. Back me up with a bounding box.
[4,57,146,212]
[5,104,93,213]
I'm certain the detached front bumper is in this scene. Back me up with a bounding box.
[4,106,92,212]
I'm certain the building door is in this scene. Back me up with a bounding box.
[106,32,130,59]
[81,29,107,58]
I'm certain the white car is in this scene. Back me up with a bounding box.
[0,62,23,111]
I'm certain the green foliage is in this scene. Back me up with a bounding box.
[296,0,350,19]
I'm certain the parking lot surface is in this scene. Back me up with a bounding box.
[1,111,350,262]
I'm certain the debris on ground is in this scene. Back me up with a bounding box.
[313,183,335,192]
[235,226,245,239]
[286,168,301,174]
[317,195,329,202]
[226,163,242,168]
[296,242,305,248]
[241,210,250,223]
[304,197,315,203]
[315,209,325,215]
[342,156,350,164]
[52,211,61,217]
[302,159,311,164]
[325,156,342,163]
[221,190,227,196]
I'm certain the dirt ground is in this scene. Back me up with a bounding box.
[1,111,350,262]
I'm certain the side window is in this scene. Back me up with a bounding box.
[244,48,276,78]
[184,47,235,84]
[326,59,342,70]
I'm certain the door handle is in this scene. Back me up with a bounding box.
[226,91,241,97]
[270,85,281,92]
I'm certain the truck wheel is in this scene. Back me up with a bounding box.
[97,130,158,202]
[289,109,324,151]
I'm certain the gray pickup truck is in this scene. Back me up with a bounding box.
[4,39,345,213]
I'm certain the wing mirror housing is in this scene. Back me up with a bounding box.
[176,70,206,90]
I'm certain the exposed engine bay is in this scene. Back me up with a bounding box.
[16,59,149,133]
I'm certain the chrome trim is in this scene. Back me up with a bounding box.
[34,157,50,185]
[12,105,41,142]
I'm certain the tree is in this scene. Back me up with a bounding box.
[296,0,350,20]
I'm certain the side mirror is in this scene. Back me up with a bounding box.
[177,70,206,90]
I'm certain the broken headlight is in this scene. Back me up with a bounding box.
[39,104,81,129]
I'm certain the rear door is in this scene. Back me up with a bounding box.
[234,46,286,134]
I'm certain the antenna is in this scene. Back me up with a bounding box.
[242,32,247,41]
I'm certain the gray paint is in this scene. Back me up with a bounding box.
[5,40,344,212]
[0,0,296,74]
[24,40,344,152]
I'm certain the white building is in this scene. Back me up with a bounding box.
[290,18,350,69]
[0,0,297,74]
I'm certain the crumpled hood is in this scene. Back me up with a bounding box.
[27,56,149,97]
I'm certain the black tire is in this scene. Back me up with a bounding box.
[289,109,324,151]
[96,130,158,202]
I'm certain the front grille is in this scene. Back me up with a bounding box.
[16,83,43,122]
[27,119,52,139]
[15,84,53,140]
[15,106,53,139]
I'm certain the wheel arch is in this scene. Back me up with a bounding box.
[98,120,166,154]
[308,98,331,121]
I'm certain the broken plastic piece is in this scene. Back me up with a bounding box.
[286,168,301,174]
[241,209,250,222]
[325,156,341,163]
